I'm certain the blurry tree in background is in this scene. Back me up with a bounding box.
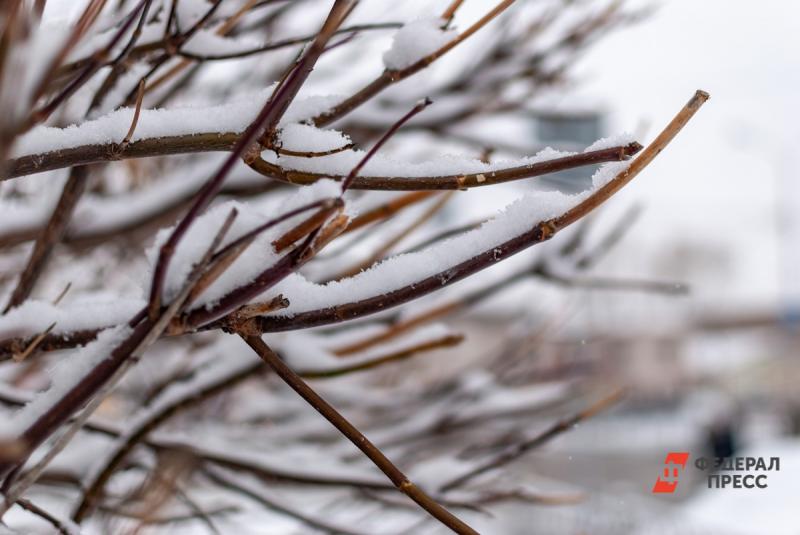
[0,1,705,533]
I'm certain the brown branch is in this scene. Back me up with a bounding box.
[247,142,642,190]
[204,466,375,535]
[273,142,354,158]
[2,134,638,185]
[439,390,624,491]
[72,357,262,523]
[349,192,436,236]
[442,0,467,22]
[14,498,77,535]
[3,166,89,311]
[26,0,150,128]
[118,79,146,150]
[550,90,710,231]
[241,335,479,535]
[3,131,239,180]
[300,333,464,378]
[313,0,517,127]
[341,98,432,192]
[336,192,453,279]
[248,91,708,333]
[148,0,355,318]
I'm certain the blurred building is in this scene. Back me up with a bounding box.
[533,109,605,193]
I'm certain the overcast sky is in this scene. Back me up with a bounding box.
[568,0,800,311]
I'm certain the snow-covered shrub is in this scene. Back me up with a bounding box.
[0,1,705,533]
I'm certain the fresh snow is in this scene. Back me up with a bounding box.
[583,132,636,152]
[0,156,267,239]
[263,132,637,179]
[0,296,144,339]
[383,18,458,70]
[147,179,346,305]
[4,324,132,436]
[12,90,345,159]
[264,159,631,316]
[142,153,631,315]
[277,123,352,153]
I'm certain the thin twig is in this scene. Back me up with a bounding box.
[314,0,517,127]
[4,167,89,311]
[439,390,624,492]
[27,0,149,128]
[248,142,642,190]
[442,0,467,23]
[341,98,432,193]
[241,335,479,535]
[147,0,354,319]
[300,334,464,379]
[0,210,237,492]
[15,498,80,534]
[336,192,453,279]
[250,90,708,333]
[12,322,56,362]
[52,282,72,306]
[204,466,373,535]
[118,79,146,151]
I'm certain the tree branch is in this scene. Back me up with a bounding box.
[241,335,479,535]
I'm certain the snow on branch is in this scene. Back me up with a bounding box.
[5,92,344,178]
[382,18,458,70]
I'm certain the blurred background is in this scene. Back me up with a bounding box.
[454,1,800,532]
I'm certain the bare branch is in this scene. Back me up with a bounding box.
[241,335,479,535]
